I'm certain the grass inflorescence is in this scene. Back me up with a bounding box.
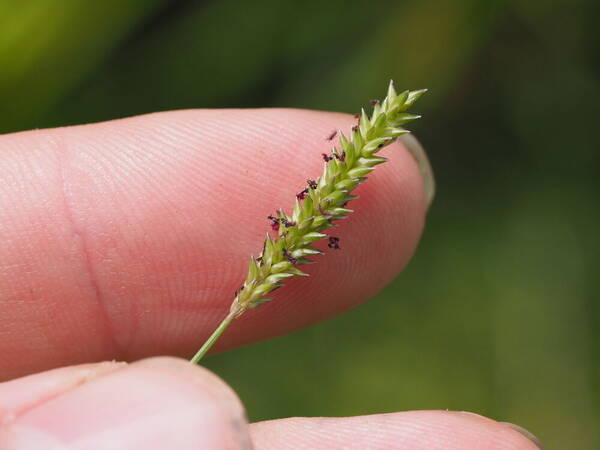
[191,81,426,364]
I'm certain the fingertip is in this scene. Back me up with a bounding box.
[500,421,545,449]
[2,357,250,449]
[449,412,543,449]
[0,107,430,374]
[135,356,246,418]
[249,410,542,450]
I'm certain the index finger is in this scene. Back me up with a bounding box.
[0,108,430,379]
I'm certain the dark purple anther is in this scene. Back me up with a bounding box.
[296,188,308,200]
[307,179,318,190]
[268,215,280,231]
[281,218,296,228]
[282,248,298,265]
[328,236,341,250]
[326,130,337,141]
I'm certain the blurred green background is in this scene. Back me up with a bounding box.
[1,0,598,448]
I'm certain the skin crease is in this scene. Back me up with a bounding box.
[0,110,541,449]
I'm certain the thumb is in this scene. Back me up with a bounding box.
[0,357,251,449]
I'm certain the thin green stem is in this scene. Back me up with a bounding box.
[190,311,235,364]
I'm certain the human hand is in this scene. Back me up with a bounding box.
[0,110,541,448]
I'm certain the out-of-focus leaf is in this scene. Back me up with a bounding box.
[44,0,401,127]
[277,0,499,114]
[47,0,287,127]
[0,0,167,133]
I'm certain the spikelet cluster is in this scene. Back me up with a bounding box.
[229,81,426,318]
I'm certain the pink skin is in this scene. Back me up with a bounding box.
[0,111,540,448]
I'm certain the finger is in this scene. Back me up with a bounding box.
[0,357,251,449]
[0,108,430,378]
[249,411,543,450]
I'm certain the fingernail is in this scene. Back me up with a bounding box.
[400,133,435,210]
[501,422,544,449]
